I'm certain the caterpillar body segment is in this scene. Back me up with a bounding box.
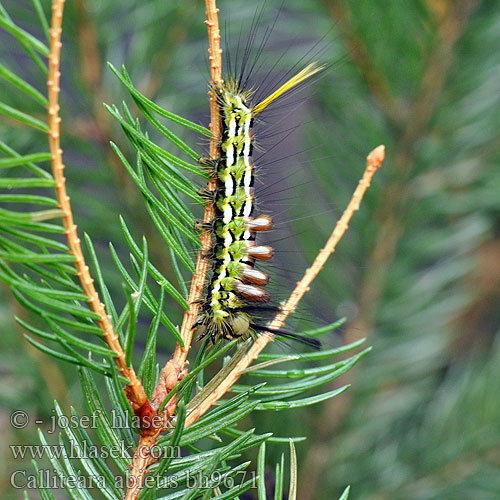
[197,64,324,347]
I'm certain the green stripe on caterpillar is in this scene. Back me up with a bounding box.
[196,63,324,348]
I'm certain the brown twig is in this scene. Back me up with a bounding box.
[152,0,223,406]
[184,145,385,427]
[47,0,151,418]
[174,0,223,363]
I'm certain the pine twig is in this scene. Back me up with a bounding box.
[151,0,223,412]
[184,145,385,427]
[174,0,223,366]
[47,0,151,418]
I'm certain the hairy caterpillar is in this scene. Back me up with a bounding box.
[196,63,324,348]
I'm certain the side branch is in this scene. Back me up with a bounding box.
[184,145,386,426]
[47,0,150,416]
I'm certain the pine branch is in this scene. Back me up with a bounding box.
[0,2,384,498]
[46,0,151,420]
[4,2,496,499]
[327,0,476,342]
[323,0,398,123]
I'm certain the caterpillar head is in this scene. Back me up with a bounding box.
[227,312,251,338]
[195,309,251,344]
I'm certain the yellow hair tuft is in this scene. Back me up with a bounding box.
[253,62,324,116]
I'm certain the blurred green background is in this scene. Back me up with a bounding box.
[1,0,500,499]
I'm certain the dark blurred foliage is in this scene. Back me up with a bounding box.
[1,0,499,499]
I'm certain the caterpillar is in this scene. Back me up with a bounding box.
[196,63,324,348]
